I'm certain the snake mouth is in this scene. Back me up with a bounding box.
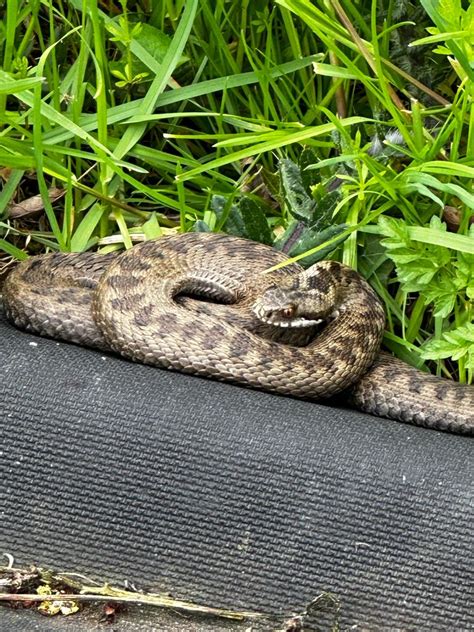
[253,304,323,328]
[264,316,323,328]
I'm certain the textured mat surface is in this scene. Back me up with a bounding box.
[0,309,473,631]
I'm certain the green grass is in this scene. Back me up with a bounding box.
[0,0,473,383]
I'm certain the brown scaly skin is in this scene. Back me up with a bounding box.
[2,233,473,434]
[348,354,474,434]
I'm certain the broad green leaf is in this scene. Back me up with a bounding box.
[192,220,212,233]
[141,213,162,240]
[211,195,244,237]
[132,23,189,70]
[238,197,273,245]
[211,195,272,244]
[422,323,474,372]
[275,221,347,266]
[279,158,315,223]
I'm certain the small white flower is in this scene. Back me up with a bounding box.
[385,129,405,145]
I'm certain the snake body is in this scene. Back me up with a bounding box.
[3,232,473,434]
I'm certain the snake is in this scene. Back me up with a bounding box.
[2,232,473,434]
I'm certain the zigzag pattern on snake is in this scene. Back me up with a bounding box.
[3,232,473,434]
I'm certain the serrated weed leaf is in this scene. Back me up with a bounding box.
[279,159,316,223]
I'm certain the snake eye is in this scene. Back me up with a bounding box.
[281,304,296,319]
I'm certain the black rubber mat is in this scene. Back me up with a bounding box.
[1,308,473,631]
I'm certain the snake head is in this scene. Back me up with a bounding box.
[252,285,324,328]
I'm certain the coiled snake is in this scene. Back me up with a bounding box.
[3,232,473,434]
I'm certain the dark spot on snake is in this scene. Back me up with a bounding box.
[134,304,154,327]
[131,258,153,271]
[77,293,90,306]
[344,268,359,282]
[107,274,140,291]
[111,296,128,311]
[203,323,224,338]
[180,242,194,254]
[307,273,331,293]
[228,336,253,358]
[409,381,422,395]
[199,324,227,349]
[77,276,98,289]
[313,352,329,365]
[200,335,217,350]
[136,239,157,252]
[435,384,447,400]
[254,354,273,368]
[329,345,357,367]
[203,237,225,254]
[318,261,341,280]
[28,258,42,271]
[62,287,84,300]
[345,352,359,366]
[110,293,146,312]
[155,313,178,330]
[347,321,368,335]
